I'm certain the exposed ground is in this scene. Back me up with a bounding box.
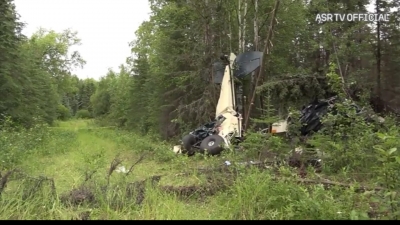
[0,120,395,220]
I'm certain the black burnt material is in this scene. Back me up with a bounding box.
[298,96,363,136]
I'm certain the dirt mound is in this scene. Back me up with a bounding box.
[60,186,95,206]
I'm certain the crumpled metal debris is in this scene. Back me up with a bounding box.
[115,166,127,173]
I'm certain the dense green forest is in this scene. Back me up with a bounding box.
[1,0,400,136]
[1,0,400,220]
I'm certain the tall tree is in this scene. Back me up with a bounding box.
[92,0,400,139]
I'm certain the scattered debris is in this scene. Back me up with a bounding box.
[115,166,127,173]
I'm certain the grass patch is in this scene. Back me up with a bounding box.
[0,119,398,220]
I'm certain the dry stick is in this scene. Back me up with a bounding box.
[126,152,148,176]
[84,170,97,182]
[244,0,280,130]
[107,157,122,185]
[22,175,57,200]
[1,169,57,198]
[19,172,57,197]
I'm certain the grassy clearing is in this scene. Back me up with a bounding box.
[0,119,398,220]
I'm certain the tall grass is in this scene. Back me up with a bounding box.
[0,119,399,220]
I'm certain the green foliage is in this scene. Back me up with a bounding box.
[83,0,400,141]
[0,0,92,126]
[57,104,71,121]
[214,168,371,220]
[0,117,77,170]
[75,109,91,119]
[1,119,398,220]
[240,67,400,219]
[29,28,86,96]
[2,0,400,220]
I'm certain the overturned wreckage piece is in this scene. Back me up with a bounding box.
[269,96,385,169]
[282,96,385,137]
[177,107,242,156]
[173,52,263,156]
[172,52,385,156]
[173,93,385,156]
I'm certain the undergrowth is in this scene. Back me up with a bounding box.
[0,67,399,220]
[0,116,398,219]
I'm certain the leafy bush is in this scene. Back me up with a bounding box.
[57,104,71,121]
[75,109,92,119]
[0,117,78,169]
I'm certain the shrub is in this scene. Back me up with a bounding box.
[75,109,92,119]
[0,117,76,169]
[57,104,71,121]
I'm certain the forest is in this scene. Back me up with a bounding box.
[0,0,400,220]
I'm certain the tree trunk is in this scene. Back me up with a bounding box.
[242,0,247,52]
[375,0,382,112]
[238,0,241,52]
[244,0,280,130]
